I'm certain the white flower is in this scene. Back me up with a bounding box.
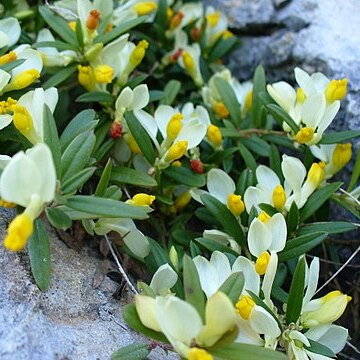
[178,43,204,86]
[204,7,230,47]
[203,229,241,254]
[149,263,178,296]
[0,144,57,251]
[0,69,11,97]
[0,17,21,48]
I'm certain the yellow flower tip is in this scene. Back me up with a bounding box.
[133,2,158,16]
[182,51,195,75]
[213,101,229,118]
[222,29,233,40]
[78,65,96,91]
[236,295,255,320]
[325,78,348,103]
[272,184,286,210]
[206,11,221,28]
[8,69,40,91]
[126,133,142,154]
[295,127,315,144]
[0,51,17,66]
[105,22,113,33]
[188,347,214,360]
[307,162,325,188]
[86,9,101,31]
[165,140,188,162]
[130,40,149,67]
[68,21,76,31]
[255,251,271,275]
[0,97,17,115]
[13,105,33,133]
[169,12,184,30]
[171,160,182,167]
[0,199,16,208]
[333,143,352,168]
[207,124,222,147]
[227,193,245,217]
[94,64,114,84]
[296,87,306,103]
[257,211,271,223]
[347,295,352,303]
[244,90,253,111]
[4,214,34,252]
[171,191,192,213]
[127,193,156,206]
[166,7,174,22]
[166,113,183,140]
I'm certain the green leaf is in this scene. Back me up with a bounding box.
[76,91,114,103]
[111,343,150,360]
[28,219,51,292]
[149,90,164,102]
[258,203,278,216]
[0,58,25,72]
[297,221,356,235]
[278,232,328,262]
[265,103,300,133]
[214,77,241,125]
[144,238,169,274]
[39,6,78,45]
[208,36,238,63]
[33,40,78,52]
[154,0,167,29]
[43,105,61,178]
[238,143,257,171]
[348,147,360,191]
[61,167,96,194]
[286,256,305,324]
[304,339,335,358]
[210,343,287,360]
[125,111,156,165]
[201,194,246,248]
[287,202,299,232]
[183,255,205,320]
[43,64,78,89]
[299,182,342,221]
[319,130,360,144]
[60,109,98,150]
[218,272,245,305]
[75,19,84,48]
[122,303,168,343]
[61,131,96,180]
[163,166,206,187]
[195,237,239,257]
[45,207,72,230]
[111,167,157,187]
[252,65,267,128]
[66,195,151,219]
[160,80,181,105]
[242,136,270,157]
[236,168,254,195]
[269,143,284,182]
[94,16,148,44]
[95,159,113,197]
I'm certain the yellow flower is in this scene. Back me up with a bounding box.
[94,65,113,84]
[4,213,34,252]
[227,194,245,216]
[188,348,213,360]
[126,193,155,206]
[166,113,183,140]
[207,125,222,147]
[236,295,255,320]
[307,162,325,188]
[295,127,315,144]
[272,184,286,210]
[165,141,188,162]
[5,69,40,91]
[257,211,271,223]
[0,51,17,66]
[130,40,149,68]
[78,65,96,91]
[255,251,271,275]
[133,2,158,16]
[325,79,348,103]
[213,101,229,118]
[332,143,352,169]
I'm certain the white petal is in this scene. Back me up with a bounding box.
[0,17,21,47]
[317,100,340,135]
[289,330,310,347]
[122,228,150,259]
[193,256,219,298]
[232,256,260,295]
[282,155,306,196]
[135,295,161,332]
[189,189,208,204]
[130,84,149,110]
[301,94,326,129]
[295,67,317,96]
[0,114,13,130]
[133,109,159,147]
[0,69,11,90]
[150,264,178,295]
[262,251,278,305]
[115,87,134,111]
[44,87,59,113]
[176,121,207,149]
[154,105,177,138]
[267,81,296,113]
[12,47,43,76]
[0,155,11,171]
[210,251,232,285]
[303,257,320,306]
[207,168,235,204]
[249,306,281,337]
[268,213,287,252]
[248,218,272,257]
[256,165,280,192]
[311,72,330,92]
[244,186,270,213]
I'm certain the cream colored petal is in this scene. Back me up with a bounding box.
[232,256,260,295]
[154,105,177,138]
[268,213,287,252]
[193,256,219,298]
[210,251,232,285]
[122,228,150,259]
[267,81,296,113]
[249,306,281,337]
[243,186,270,213]
[282,155,306,196]
[262,251,278,305]
[303,257,319,307]
[133,109,159,148]
[115,87,134,110]
[256,165,280,192]
[248,218,272,257]
[0,17,21,47]
[301,94,326,129]
[135,295,161,332]
[176,121,207,149]
[130,84,149,110]
[295,67,316,96]
[317,100,340,135]
[0,114,13,130]
[207,168,235,204]
[150,264,178,295]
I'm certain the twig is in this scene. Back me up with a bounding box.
[340,188,360,206]
[306,254,360,269]
[104,234,138,295]
[346,341,360,354]
[315,244,360,294]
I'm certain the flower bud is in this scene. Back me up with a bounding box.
[236,295,255,320]
[325,79,347,103]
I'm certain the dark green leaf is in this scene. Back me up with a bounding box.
[111,166,157,187]
[299,182,342,221]
[126,111,156,164]
[43,105,61,178]
[208,36,238,63]
[75,19,84,48]
[111,343,150,360]
[265,103,300,133]
[39,6,78,45]
[163,166,205,187]
[319,130,360,144]
[287,202,299,232]
[269,143,283,182]
[286,256,305,324]
[144,238,169,274]
[195,237,239,257]
[214,77,241,125]
[0,58,25,72]
[278,232,328,262]
[61,167,96,194]
[201,194,246,248]
[33,40,78,52]
[297,221,356,236]
[28,219,51,292]
[238,143,257,171]
[122,303,168,343]
[160,80,181,105]
[76,91,114,103]
[95,159,113,197]
[258,203,278,216]
[236,168,254,195]
[149,90,164,102]
[348,147,360,191]
[43,64,78,89]
[218,272,244,305]
[45,207,72,230]
[252,65,267,128]
[243,136,270,157]
[94,16,148,44]
[66,195,151,219]
[304,339,336,358]
[183,255,205,320]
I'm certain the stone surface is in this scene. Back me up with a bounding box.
[0,208,178,360]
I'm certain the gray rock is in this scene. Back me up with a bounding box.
[0,208,178,360]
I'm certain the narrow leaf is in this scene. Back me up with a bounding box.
[319,130,360,144]
[111,343,150,360]
[95,159,113,197]
[163,166,205,187]
[111,166,157,187]
[297,221,356,235]
[61,167,96,194]
[43,64,78,89]
[347,147,360,191]
[218,272,245,305]
[287,202,299,232]
[45,207,72,230]
[252,65,267,128]
[160,80,181,106]
[76,91,114,103]
[265,103,300,133]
